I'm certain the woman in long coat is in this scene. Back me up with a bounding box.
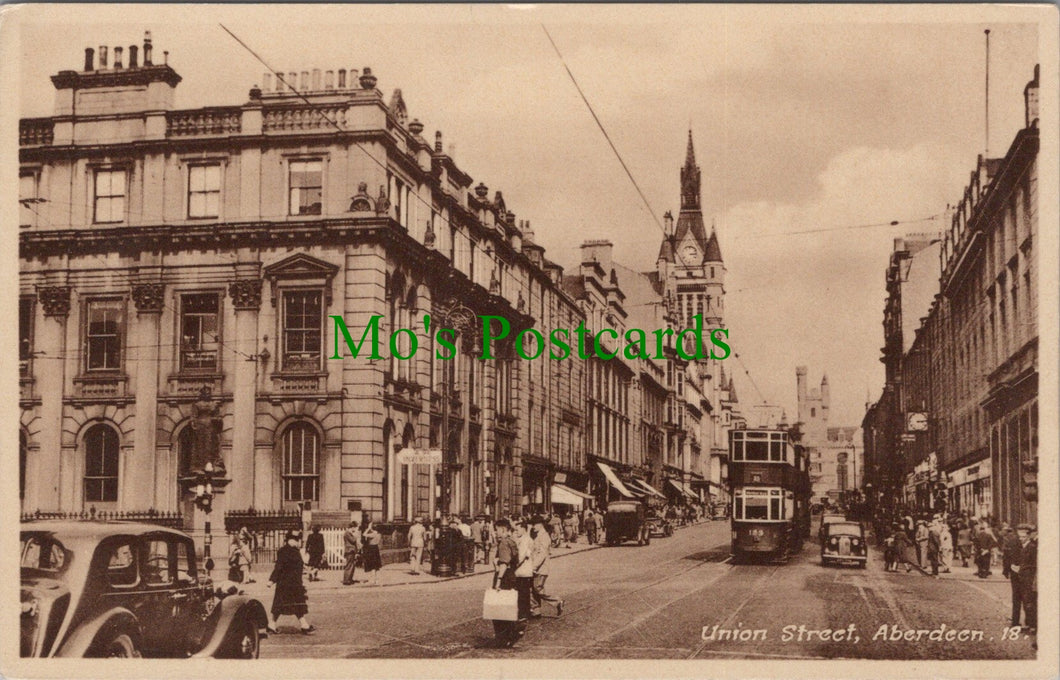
[266,530,316,634]
[236,526,255,583]
[361,518,383,586]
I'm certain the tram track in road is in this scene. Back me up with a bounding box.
[684,563,781,659]
[351,528,733,658]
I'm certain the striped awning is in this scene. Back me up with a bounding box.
[631,479,667,499]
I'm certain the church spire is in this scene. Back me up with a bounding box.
[680,129,701,211]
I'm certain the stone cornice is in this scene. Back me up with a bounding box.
[51,65,183,90]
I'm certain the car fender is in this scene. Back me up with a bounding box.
[54,607,141,658]
[191,595,269,658]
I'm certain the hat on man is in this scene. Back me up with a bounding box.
[530,515,547,526]
[285,529,303,541]
[1016,523,1034,532]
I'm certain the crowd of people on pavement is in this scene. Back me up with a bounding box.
[242,500,710,640]
[874,507,1037,647]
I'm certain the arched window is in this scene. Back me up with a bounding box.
[281,422,319,502]
[84,424,119,503]
[177,425,195,478]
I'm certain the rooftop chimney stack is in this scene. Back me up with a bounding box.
[337,68,347,88]
[128,45,138,68]
[84,47,95,71]
[163,50,168,65]
[113,46,123,69]
[98,45,108,69]
[143,31,153,65]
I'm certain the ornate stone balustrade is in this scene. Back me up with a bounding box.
[166,108,242,136]
[263,104,348,132]
[20,119,54,146]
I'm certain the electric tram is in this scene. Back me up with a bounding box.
[728,428,811,562]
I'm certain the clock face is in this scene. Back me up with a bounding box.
[680,244,700,265]
[908,413,928,431]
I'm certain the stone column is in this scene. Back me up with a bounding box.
[131,283,164,510]
[229,278,263,511]
[36,286,71,511]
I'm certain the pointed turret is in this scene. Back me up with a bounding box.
[704,221,723,263]
[728,376,738,403]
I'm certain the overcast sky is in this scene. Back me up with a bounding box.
[12,5,1042,427]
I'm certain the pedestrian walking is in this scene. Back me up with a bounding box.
[361,517,383,585]
[956,522,973,567]
[266,529,316,635]
[227,540,245,583]
[584,510,599,545]
[342,521,362,585]
[306,525,326,582]
[236,526,255,583]
[974,520,997,578]
[914,520,929,567]
[938,522,953,573]
[512,520,535,628]
[926,520,942,576]
[1001,525,1023,626]
[408,517,427,574]
[472,515,486,565]
[883,525,898,572]
[490,518,527,648]
[562,513,578,548]
[529,515,564,618]
[549,513,562,548]
[1017,525,1037,637]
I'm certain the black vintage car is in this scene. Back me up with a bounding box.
[20,521,269,658]
[603,501,651,546]
[820,520,868,568]
[645,513,674,538]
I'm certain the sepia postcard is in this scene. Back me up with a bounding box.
[1,3,1056,679]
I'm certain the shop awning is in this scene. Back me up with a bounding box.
[667,478,697,500]
[596,462,636,498]
[551,484,593,507]
[631,479,667,499]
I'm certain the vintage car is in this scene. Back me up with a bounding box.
[817,513,847,541]
[20,521,269,658]
[645,513,674,538]
[820,520,868,568]
[603,501,651,546]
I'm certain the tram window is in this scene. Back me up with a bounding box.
[769,442,783,461]
[744,495,769,519]
[745,441,769,461]
[734,497,742,518]
[770,497,780,518]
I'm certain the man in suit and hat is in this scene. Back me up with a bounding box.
[1011,523,1037,633]
[529,515,564,618]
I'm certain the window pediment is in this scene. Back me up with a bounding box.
[264,253,339,303]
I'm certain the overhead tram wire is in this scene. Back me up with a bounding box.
[540,24,665,235]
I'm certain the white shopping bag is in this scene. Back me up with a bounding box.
[482,588,519,621]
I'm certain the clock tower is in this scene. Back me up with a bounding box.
[657,130,726,344]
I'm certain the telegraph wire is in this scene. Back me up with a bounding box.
[540,24,665,235]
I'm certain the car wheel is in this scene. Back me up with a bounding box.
[229,616,260,659]
[89,632,141,659]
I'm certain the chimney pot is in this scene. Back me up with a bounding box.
[128,45,138,67]
[288,72,297,92]
[163,50,168,65]
[324,70,334,89]
[311,68,321,91]
[434,130,443,153]
[300,71,309,91]
[263,72,272,91]
[337,68,347,88]
[84,47,95,71]
[113,46,123,69]
[98,45,108,69]
[143,31,152,65]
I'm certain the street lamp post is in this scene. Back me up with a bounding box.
[430,298,476,577]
